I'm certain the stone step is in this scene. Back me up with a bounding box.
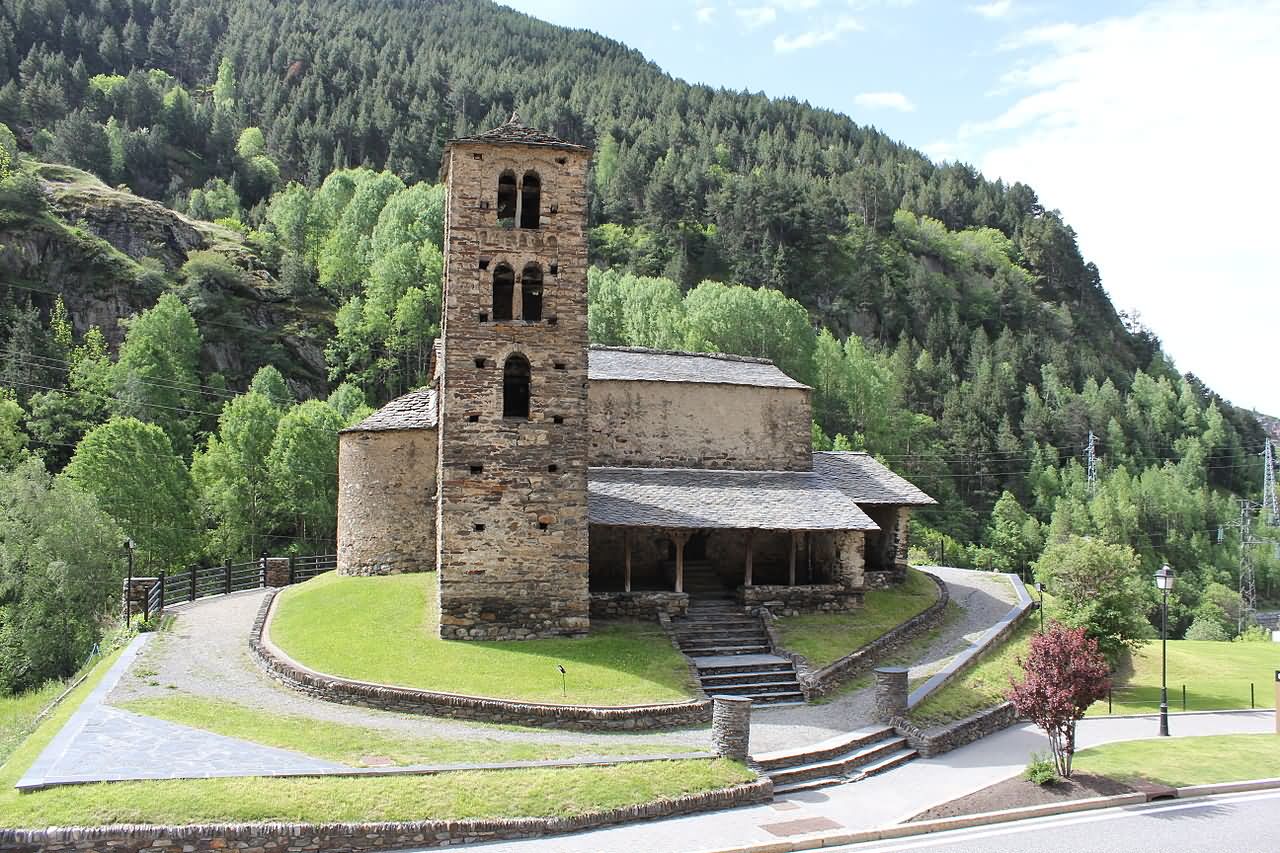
[744,691,806,705]
[703,680,802,696]
[680,643,770,655]
[765,738,910,786]
[700,670,798,686]
[859,747,918,779]
[674,625,764,637]
[753,726,898,771]
[771,775,846,796]
[769,748,918,796]
[693,655,793,671]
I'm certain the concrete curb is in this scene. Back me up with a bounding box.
[688,777,1280,853]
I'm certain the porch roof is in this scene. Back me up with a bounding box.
[587,466,879,531]
[811,452,937,506]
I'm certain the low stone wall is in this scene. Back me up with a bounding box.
[0,779,773,853]
[766,571,950,699]
[739,584,862,616]
[251,591,711,732]
[590,591,689,620]
[892,701,1020,758]
[864,567,906,589]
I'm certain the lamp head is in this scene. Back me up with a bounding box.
[1155,565,1175,592]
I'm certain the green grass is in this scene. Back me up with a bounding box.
[1086,640,1278,716]
[1074,734,1280,786]
[121,694,694,765]
[0,651,751,828]
[270,573,697,705]
[774,567,941,668]
[0,679,70,767]
[907,594,1058,727]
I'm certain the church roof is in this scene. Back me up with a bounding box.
[589,346,809,390]
[447,112,589,151]
[342,388,437,432]
[587,467,878,531]
[811,452,937,506]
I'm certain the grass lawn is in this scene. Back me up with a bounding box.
[907,593,1058,727]
[774,567,941,668]
[1086,641,1277,716]
[0,679,69,767]
[0,652,752,828]
[1074,734,1280,786]
[121,694,695,766]
[270,573,697,705]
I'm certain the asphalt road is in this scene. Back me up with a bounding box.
[828,790,1280,853]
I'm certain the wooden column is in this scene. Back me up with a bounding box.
[672,531,690,593]
[744,531,754,587]
[789,531,800,586]
[623,529,633,593]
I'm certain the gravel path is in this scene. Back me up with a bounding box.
[108,589,711,752]
[747,566,1017,753]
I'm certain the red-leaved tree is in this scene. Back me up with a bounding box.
[1008,623,1111,777]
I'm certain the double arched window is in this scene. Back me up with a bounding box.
[503,354,531,419]
[491,262,544,322]
[495,170,542,229]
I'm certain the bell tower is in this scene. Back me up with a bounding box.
[435,115,593,640]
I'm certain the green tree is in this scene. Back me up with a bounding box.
[213,56,236,109]
[0,390,28,468]
[267,400,343,549]
[1033,536,1150,664]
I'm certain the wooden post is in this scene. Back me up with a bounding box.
[623,529,633,593]
[744,531,754,587]
[789,531,799,586]
[672,531,690,593]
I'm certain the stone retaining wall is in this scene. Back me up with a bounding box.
[892,701,1020,757]
[0,780,773,853]
[739,584,862,616]
[251,591,711,731]
[589,591,689,620]
[763,571,949,699]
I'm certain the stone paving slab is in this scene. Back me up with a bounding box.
[692,654,790,669]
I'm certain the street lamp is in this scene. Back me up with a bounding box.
[1155,565,1175,737]
[1035,582,1045,633]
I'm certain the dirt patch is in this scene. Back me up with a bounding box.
[910,772,1139,821]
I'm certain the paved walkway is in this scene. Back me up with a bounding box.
[18,636,344,790]
[749,567,1017,752]
[459,710,1276,853]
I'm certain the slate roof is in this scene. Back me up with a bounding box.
[448,112,589,151]
[589,346,809,390]
[341,388,437,433]
[587,467,879,531]
[811,452,937,506]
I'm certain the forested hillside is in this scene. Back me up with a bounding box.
[0,0,1276,692]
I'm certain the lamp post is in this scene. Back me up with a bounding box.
[1035,581,1045,633]
[1155,565,1175,737]
[124,538,135,623]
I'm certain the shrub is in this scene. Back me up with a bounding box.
[1184,613,1230,642]
[1025,752,1057,785]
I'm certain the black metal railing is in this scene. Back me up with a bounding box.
[129,553,337,619]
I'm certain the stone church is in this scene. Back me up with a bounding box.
[336,115,935,641]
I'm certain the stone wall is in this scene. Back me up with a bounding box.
[251,591,710,731]
[435,138,592,640]
[830,529,866,590]
[740,584,861,616]
[338,427,438,575]
[0,780,773,853]
[588,379,811,472]
[589,591,689,620]
[892,701,1020,758]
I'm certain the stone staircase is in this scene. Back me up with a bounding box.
[672,599,805,706]
[678,560,731,599]
[753,726,918,796]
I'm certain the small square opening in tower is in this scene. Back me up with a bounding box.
[553,415,564,424]
[549,263,558,275]
[556,156,567,165]
[467,414,480,423]
[553,362,566,370]
[470,464,483,475]
[472,153,483,160]
[474,357,486,368]
[547,316,558,325]
[478,312,489,322]
[479,258,489,270]
[548,464,559,473]
[473,523,486,532]
[539,522,549,530]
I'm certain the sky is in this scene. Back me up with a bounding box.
[500,0,1280,416]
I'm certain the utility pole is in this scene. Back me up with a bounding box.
[1264,438,1278,527]
[1086,431,1098,497]
[1240,500,1257,636]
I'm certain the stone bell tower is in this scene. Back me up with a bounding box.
[434,114,593,640]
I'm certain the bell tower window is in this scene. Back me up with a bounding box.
[520,171,541,229]
[492,264,514,321]
[521,263,543,321]
[503,354,531,419]
[497,171,517,224]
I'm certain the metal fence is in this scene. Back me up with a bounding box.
[133,554,337,621]
[1102,682,1271,714]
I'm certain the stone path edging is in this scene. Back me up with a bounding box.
[251,589,713,732]
[0,779,774,853]
[764,570,951,699]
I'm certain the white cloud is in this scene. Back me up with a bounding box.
[854,91,915,112]
[773,14,862,52]
[695,3,716,24]
[970,0,1013,19]
[736,6,778,28]
[963,2,1280,413]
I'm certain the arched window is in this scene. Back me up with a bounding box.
[496,171,517,224]
[492,264,514,321]
[503,354,531,419]
[521,263,543,321]
[520,171,541,229]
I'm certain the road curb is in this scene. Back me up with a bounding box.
[689,777,1280,853]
